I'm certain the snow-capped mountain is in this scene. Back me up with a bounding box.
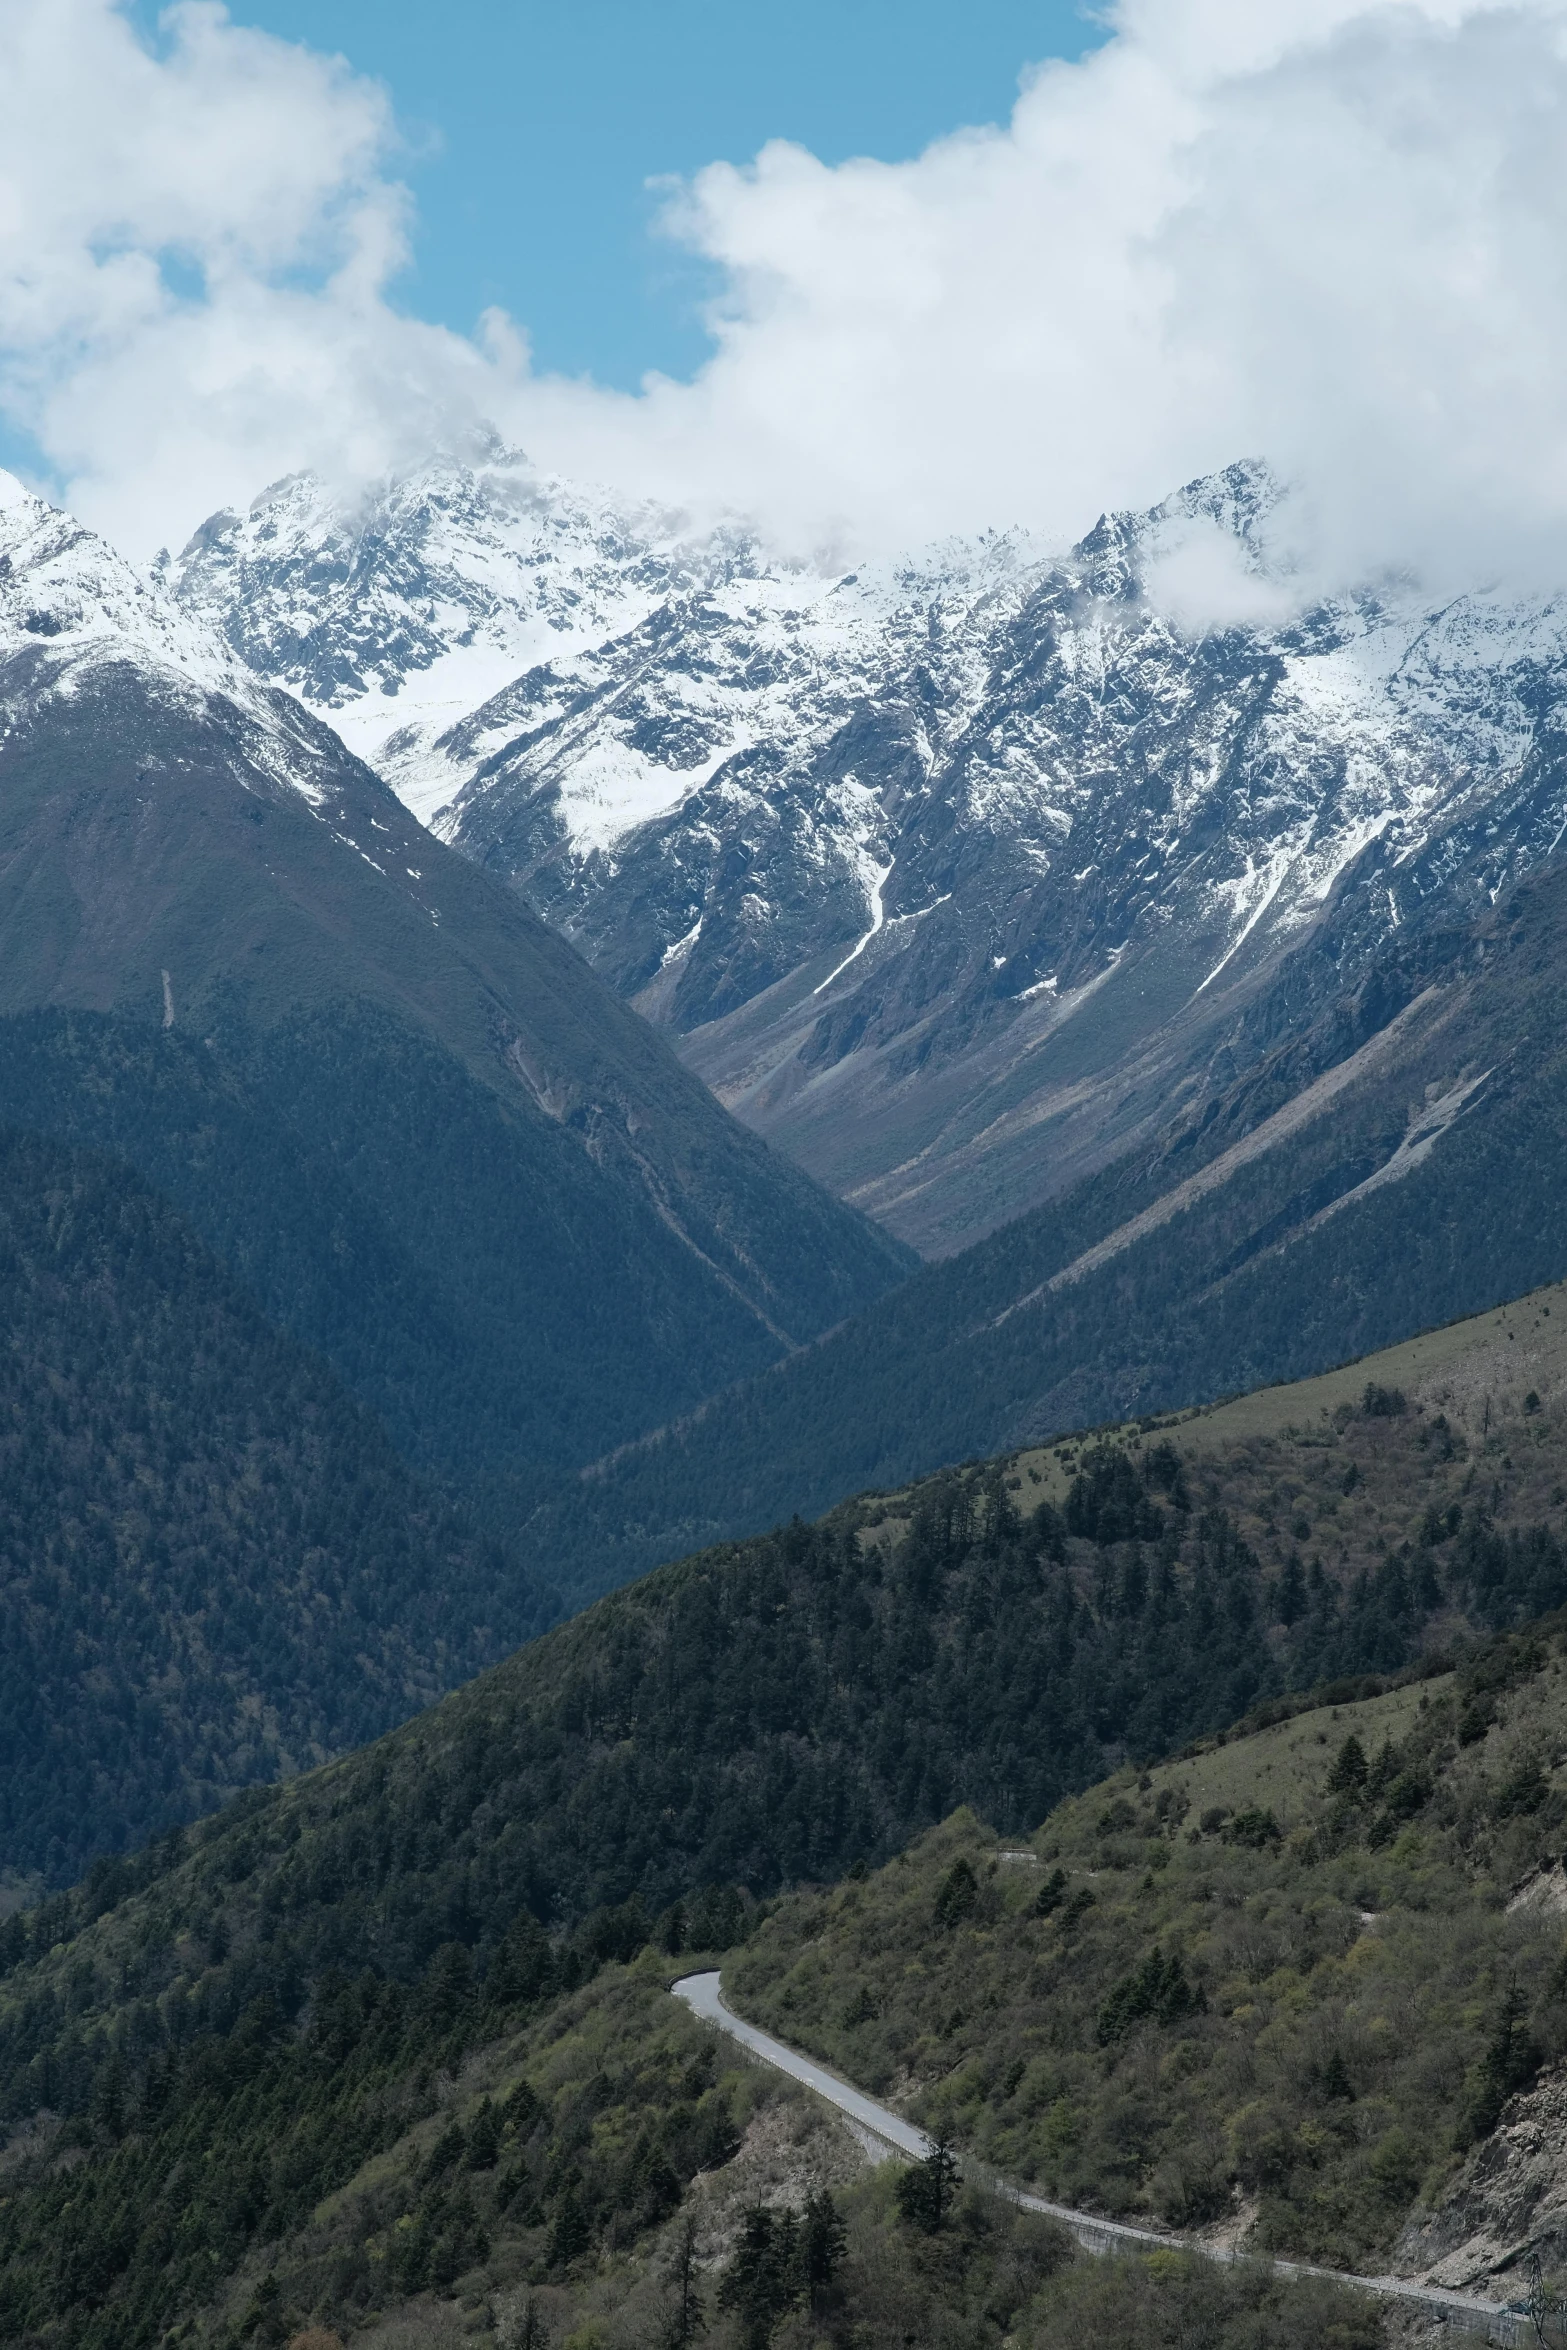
[177,448,1567,1254]
[0,466,362,821]
[168,438,759,826]
[0,466,909,1497]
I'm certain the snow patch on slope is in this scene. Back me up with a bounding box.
[173,445,1567,1223]
[0,472,374,822]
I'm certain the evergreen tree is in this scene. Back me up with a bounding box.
[661,2213,706,2348]
[547,2181,592,2270]
[799,2190,847,2312]
[1276,1553,1308,1627]
[508,2298,549,2350]
[934,1858,979,1928]
[717,2206,799,2349]
[1319,2050,1355,2103]
[465,2097,500,2171]
[1464,1978,1542,2141]
[896,2140,961,2234]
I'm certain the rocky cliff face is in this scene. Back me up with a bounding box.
[1396,2057,1567,2300]
[178,450,1567,1254]
[1396,1868,1567,2302]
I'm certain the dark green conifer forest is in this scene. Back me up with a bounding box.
[0,1123,550,1885]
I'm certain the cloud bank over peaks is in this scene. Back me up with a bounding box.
[10,0,1567,602]
[558,0,1567,594]
[0,0,503,555]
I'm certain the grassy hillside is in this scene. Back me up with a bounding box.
[515,856,1567,1597]
[729,1625,1567,2281]
[874,1276,1567,1652]
[1009,1276,1567,1506]
[0,1124,544,1889]
[7,1322,1567,2335]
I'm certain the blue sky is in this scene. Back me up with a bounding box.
[178,1,1101,389]
[19,1,1541,591]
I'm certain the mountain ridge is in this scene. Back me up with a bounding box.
[487,840,1567,1597]
[176,447,1567,1256]
[0,468,910,1578]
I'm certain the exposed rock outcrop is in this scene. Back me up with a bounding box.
[1396,2068,1567,2294]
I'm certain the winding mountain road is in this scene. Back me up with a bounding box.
[672,1971,1524,2344]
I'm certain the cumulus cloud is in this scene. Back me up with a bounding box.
[547,0,1567,589]
[0,0,499,552]
[10,0,1567,594]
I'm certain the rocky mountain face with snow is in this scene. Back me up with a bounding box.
[0,468,909,1566]
[177,446,1567,1255]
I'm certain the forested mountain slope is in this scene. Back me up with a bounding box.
[0,475,909,1555]
[514,847,1567,1596]
[0,1915,1382,2350]
[732,1628,1567,2294]
[0,1125,544,1890]
[5,1337,1567,2340]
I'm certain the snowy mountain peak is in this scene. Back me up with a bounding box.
[1155,455,1283,541]
[175,448,1567,1253]
[0,473,244,702]
[0,476,416,833]
[170,440,764,812]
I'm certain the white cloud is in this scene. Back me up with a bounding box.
[1141,518,1299,635]
[0,0,498,552]
[9,0,1567,595]
[545,0,1567,591]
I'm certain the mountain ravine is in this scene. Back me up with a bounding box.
[0,468,910,1571]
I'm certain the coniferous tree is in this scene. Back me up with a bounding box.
[934,1858,980,1928]
[799,2190,847,2313]
[508,2298,549,2350]
[661,2212,707,2348]
[718,2206,799,2349]
[896,2140,960,2234]
[1276,1553,1308,1626]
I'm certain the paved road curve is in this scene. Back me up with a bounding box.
[672,1970,1525,2345]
